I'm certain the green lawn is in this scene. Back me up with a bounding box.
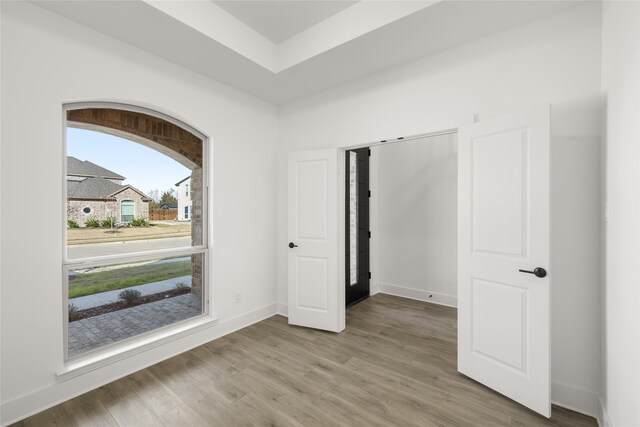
[69,260,191,299]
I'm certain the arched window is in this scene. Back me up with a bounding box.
[63,102,208,360]
[120,200,135,222]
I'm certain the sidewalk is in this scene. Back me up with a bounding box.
[69,275,191,310]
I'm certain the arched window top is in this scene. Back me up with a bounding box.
[65,102,206,169]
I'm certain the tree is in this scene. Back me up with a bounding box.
[147,189,160,203]
[159,189,177,207]
[147,189,160,209]
[147,188,176,209]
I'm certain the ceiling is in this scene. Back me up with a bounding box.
[34,0,584,105]
[213,1,359,44]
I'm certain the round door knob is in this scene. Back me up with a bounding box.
[288,242,298,249]
[533,267,547,278]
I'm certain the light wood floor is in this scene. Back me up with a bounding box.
[14,294,596,426]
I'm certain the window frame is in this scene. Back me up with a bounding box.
[61,102,212,365]
[120,199,135,222]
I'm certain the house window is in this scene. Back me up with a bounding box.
[186,184,189,196]
[184,206,189,219]
[120,200,135,222]
[64,103,208,360]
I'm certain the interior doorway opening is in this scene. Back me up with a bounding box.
[344,133,458,309]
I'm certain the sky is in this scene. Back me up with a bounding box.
[67,128,191,197]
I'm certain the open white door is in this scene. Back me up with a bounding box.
[287,149,343,332]
[458,106,551,417]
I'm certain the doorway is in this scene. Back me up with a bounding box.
[372,133,458,307]
[287,106,552,417]
[345,147,370,307]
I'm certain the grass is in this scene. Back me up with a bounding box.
[69,260,191,299]
[67,222,191,245]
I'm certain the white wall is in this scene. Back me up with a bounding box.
[277,3,602,416]
[371,134,457,306]
[600,2,640,426]
[0,3,278,424]
[176,177,191,220]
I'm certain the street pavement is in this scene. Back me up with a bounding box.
[68,236,191,259]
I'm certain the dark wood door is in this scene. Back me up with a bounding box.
[345,147,370,307]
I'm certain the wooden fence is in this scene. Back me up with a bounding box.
[149,209,178,221]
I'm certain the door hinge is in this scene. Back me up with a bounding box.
[368,190,371,197]
[368,272,372,279]
[368,149,371,157]
[368,231,371,238]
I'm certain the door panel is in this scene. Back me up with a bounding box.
[297,160,328,239]
[472,128,527,256]
[288,149,342,332]
[458,106,550,417]
[296,257,328,310]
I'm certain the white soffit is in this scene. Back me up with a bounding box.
[32,0,584,104]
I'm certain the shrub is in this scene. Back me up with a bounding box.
[130,217,149,227]
[68,303,80,321]
[118,289,142,306]
[174,282,190,293]
[101,217,116,228]
[85,218,100,228]
[67,219,79,228]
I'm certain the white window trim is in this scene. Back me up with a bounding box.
[57,314,219,380]
[62,101,212,368]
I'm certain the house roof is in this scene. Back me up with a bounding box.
[175,176,190,186]
[67,177,151,201]
[67,156,125,180]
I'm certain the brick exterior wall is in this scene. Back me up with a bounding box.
[190,168,203,296]
[68,189,149,227]
[67,108,202,168]
[68,200,118,227]
[68,107,204,297]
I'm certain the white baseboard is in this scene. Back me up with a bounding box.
[377,282,457,308]
[551,381,600,422]
[1,303,278,426]
[276,302,288,317]
[597,397,614,427]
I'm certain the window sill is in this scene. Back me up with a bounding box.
[57,315,218,381]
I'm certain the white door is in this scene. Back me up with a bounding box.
[287,149,343,332]
[458,106,551,417]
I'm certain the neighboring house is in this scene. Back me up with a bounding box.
[160,203,177,210]
[175,176,191,220]
[67,156,151,226]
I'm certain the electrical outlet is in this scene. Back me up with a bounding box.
[234,292,241,304]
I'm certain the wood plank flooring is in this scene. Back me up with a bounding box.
[13,294,597,426]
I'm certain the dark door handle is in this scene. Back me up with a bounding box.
[519,267,547,278]
[288,242,298,249]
